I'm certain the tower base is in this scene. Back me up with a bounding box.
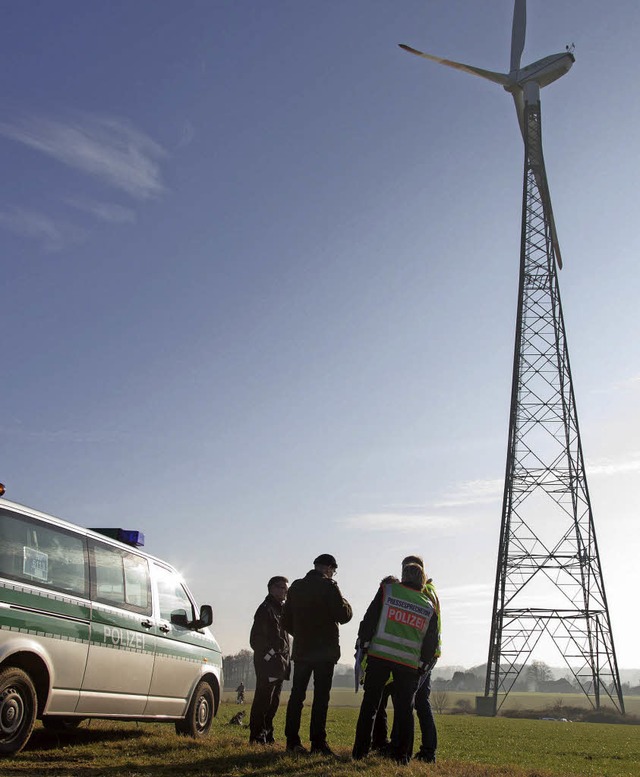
[475,696,497,717]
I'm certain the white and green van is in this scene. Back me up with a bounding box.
[0,497,223,755]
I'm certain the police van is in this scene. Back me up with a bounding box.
[0,496,223,755]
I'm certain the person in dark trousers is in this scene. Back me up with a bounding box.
[282,553,352,755]
[248,575,291,745]
[372,555,442,762]
[362,574,399,750]
[235,682,245,704]
[352,563,437,765]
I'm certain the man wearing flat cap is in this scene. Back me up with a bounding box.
[282,553,352,755]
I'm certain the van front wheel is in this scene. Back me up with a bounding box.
[0,667,37,755]
[175,680,214,738]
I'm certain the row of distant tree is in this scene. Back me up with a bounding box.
[222,649,356,691]
[223,652,640,696]
[432,661,573,694]
[433,661,640,696]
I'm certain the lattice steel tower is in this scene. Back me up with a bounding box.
[400,0,624,715]
[483,97,625,715]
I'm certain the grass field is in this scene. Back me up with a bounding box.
[2,700,639,777]
[227,687,640,716]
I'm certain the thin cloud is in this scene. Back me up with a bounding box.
[613,375,640,391]
[0,208,84,252]
[439,583,494,622]
[65,197,136,224]
[0,113,166,199]
[341,512,457,533]
[587,454,640,477]
[435,478,503,508]
[591,374,640,395]
[439,583,494,601]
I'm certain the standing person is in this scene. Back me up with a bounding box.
[248,576,291,745]
[352,563,437,765]
[405,555,441,763]
[282,553,352,755]
[372,554,442,762]
[235,682,245,704]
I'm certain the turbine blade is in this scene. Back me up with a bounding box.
[548,205,563,270]
[511,90,526,141]
[511,0,527,72]
[399,44,509,86]
[532,159,564,270]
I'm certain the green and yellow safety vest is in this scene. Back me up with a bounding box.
[368,582,434,670]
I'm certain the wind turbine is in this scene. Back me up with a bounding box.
[400,1,625,715]
[400,0,573,268]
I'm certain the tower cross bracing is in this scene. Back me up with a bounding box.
[484,101,624,714]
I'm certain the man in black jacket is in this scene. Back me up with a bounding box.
[282,554,352,755]
[248,576,290,745]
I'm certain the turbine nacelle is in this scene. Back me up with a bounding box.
[399,0,571,269]
[507,51,575,93]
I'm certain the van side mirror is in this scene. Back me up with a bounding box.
[194,604,213,629]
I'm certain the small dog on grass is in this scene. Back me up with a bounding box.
[229,710,246,726]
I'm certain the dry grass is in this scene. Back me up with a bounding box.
[1,700,638,777]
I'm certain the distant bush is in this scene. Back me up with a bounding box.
[581,707,640,725]
[451,698,474,715]
[431,689,449,714]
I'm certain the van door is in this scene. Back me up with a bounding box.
[77,541,155,715]
[144,563,213,716]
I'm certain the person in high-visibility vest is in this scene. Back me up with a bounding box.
[413,556,441,762]
[372,554,441,762]
[352,562,438,765]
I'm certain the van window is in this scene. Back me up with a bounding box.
[155,564,195,622]
[90,541,151,615]
[0,508,88,597]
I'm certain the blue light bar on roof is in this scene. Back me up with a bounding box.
[90,528,145,547]
[119,529,145,547]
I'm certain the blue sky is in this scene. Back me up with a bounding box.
[0,0,638,673]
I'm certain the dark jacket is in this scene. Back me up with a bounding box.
[282,569,352,663]
[250,594,291,680]
[358,581,438,668]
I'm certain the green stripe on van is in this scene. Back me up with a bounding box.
[154,633,219,664]
[0,581,90,620]
[0,608,90,642]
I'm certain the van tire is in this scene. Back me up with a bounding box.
[0,667,37,755]
[41,716,84,732]
[175,680,214,738]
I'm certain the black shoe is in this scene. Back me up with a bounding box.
[286,743,309,755]
[414,750,436,763]
[379,744,398,760]
[371,739,390,752]
[249,737,266,745]
[395,754,411,766]
[310,742,334,756]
